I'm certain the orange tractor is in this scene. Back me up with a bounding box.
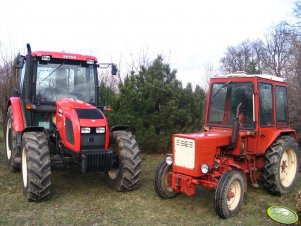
[4,44,141,201]
[155,72,300,218]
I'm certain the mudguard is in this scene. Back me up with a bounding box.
[7,97,25,132]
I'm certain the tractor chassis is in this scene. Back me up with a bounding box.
[168,155,262,196]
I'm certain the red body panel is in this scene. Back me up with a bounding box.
[55,98,109,152]
[32,51,97,62]
[8,97,25,132]
[172,130,231,177]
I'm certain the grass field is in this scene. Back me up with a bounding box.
[0,126,3,142]
[0,143,300,225]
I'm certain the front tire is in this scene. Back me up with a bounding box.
[215,170,245,219]
[154,159,178,199]
[21,132,51,201]
[105,131,141,191]
[263,136,299,195]
[4,106,20,171]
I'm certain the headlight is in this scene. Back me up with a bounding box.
[201,164,210,174]
[81,127,91,134]
[96,127,105,133]
[166,156,173,165]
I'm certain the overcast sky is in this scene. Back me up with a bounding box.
[0,0,296,87]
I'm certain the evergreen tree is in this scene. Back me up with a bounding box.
[105,56,206,153]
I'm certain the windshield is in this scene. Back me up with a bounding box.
[208,82,254,129]
[35,62,96,104]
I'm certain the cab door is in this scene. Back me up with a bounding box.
[256,81,275,153]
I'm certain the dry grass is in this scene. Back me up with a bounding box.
[0,144,300,225]
[0,126,3,142]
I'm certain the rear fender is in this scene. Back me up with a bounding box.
[269,129,298,147]
[7,97,25,132]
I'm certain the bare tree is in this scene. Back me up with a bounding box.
[262,22,295,77]
[0,49,18,127]
[220,40,262,74]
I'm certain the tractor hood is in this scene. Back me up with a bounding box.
[174,129,232,147]
[54,98,109,152]
[172,129,233,177]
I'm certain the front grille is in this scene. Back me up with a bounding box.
[65,118,74,144]
[174,137,195,169]
[81,151,113,172]
[80,133,105,150]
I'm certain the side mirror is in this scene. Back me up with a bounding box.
[15,55,25,69]
[111,64,118,75]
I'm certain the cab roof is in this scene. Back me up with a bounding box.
[32,51,97,62]
[225,71,284,82]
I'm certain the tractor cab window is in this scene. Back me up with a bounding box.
[209,82,254,129]
[35,62,96,104]
[276,85,288,127]
[259,83,274,127]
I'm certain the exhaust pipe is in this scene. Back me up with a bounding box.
[225,102,242,151]
[26,43,31,55]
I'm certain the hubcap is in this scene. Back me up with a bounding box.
[22,148,28,188]
[6,118,12,160]
[108,168,119,180]
[279,148,297,187]
[227,180,241,210]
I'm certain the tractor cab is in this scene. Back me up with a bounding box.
[204,72,294,156]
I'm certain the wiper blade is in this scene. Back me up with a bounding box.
[38,62,65,85]
[212,80,232,98]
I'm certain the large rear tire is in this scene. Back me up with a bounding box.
[154,159,178,199]
[214,170,245,219]
[263,136,299,195]
[4,106,20,172]
[105,131,141,191]
[21,132,51,201]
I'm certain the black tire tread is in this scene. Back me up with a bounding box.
[154,159,178,199]
[105,131,141,191]
[214,170,245,219]
[22,132,51,201]
[4,106,20,171]
[263,136,299,195]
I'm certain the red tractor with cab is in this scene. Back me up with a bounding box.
[4,44,141,201]
[154,72,300,218]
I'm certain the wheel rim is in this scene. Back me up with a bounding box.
[279,148,297,187]
[107,144,119,180]
[108,167,119,180]
[227,180,241,210]
[22,148,28,188]
[6,118,12,160]
[163,168,174,193]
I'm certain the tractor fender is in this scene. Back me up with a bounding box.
[110,125,132,133]
[7,97,25,132]
[266,129,297,150]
